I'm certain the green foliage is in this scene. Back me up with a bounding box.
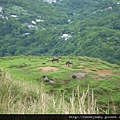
[0,56,120,113]
[0,0,120,65]
[9,63,28,68]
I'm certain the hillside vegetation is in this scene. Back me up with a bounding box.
[0,0,120,65]
[0,70,100,114]
[0,56,120,113]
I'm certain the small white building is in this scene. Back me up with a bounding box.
[10,15,19,19]
[28,24,38,30]
[44,0,57,3]
[106,6,113,10]
[43,0,62,3]
[36,19,44,22]
[60,34,72,40]
[31,20,36,24]
[22,33,31,36]
[0,6,3,13]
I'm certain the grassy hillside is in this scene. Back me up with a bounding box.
[0,56,120,113]
[0,70,100,114]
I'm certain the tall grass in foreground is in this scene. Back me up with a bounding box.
[0,70,110,114]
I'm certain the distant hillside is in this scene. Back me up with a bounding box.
[0,0,120,65]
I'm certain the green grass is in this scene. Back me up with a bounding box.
[0,70,103,114]
[96,65,111,70]
[88,72,98,75]
[113,69,120,75]
[0,56,120,113]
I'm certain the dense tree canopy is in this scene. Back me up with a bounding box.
[0,0,120,65]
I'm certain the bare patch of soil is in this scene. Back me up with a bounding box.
[63,65,73,69]
[83,68,115,80]
[97,69,113,76]
[83,68,114,76]
[84,68,93,73]
[38,66,58,72]
[71,72,87,79]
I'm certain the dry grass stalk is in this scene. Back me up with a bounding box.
[0,70,113,114]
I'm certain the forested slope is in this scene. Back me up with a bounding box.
[0,0,120,65]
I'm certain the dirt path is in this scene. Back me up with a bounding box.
[38,66,58,72]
